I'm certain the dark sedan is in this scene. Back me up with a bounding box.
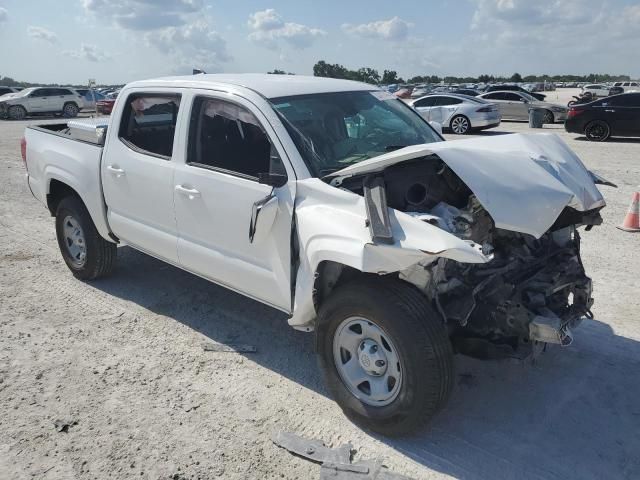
[565,93,640,141]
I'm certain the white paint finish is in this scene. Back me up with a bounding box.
[127,74,375,100]
[327,133,605,238]
[289,178,491,328]
[23,128,113,240]
[171,89,295,312]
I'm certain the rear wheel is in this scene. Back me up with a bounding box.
[584,120,610,142]
[8,105,27,120]
[450,115,471,134]
[55,196,116,280]
[62,102,79,118]
[542,109,554,124]
[317,278,454,436]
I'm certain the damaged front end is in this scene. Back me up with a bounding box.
[400,198,597,356]
[326,134,606,357]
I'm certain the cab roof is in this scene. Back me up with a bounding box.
[128,74,375,99]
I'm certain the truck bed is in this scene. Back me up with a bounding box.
[24,119,112,240]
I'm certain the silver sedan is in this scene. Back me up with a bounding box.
[409,94,501,134]
[477,91,568,123]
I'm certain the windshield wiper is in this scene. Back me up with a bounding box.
[385,145,407,152]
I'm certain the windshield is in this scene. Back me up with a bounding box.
[270,90,441,177]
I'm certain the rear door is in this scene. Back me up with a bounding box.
[101,90,183,263]
[172,91,295,311]
[412,96,438,121]
[434,96,463,125]
[482,93,511,119]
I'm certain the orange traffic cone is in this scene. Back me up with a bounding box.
[618,190,640,232]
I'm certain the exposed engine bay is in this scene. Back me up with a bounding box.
[337,157,602,357]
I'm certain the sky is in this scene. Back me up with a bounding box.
[0,0,639,85]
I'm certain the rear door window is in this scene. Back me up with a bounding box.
[413,97,437,108]
[118,93,181,159]
[436,97,463,106]
[503,93,522,101]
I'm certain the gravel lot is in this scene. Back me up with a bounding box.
[1,89,639,479]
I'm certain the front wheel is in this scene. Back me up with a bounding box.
[542,109,555,124]
[316,278,454,436]
[8,105,27,120]
[55,196,117,280]
[449,115,471,134]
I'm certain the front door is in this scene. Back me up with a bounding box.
[503,92,528,120]
[26,88,52,112]
[173,92,295,311]
[101,90,183,263]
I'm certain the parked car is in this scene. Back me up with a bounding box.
[581,84,610,98]
[75,89,107,111]
[565,92,640,141]
[477,91,567,123]
[22,74,608,435]
[450,88,480,97]
[613,81,640,92]
[0,87,84,120]
[484,84,546,101]
[410,93,500,134]
[96,98,116,115]
[0,86,20,97]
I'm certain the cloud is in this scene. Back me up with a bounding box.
[83,0,230,73]
[64,43,111,62]
[0,7,7,23]
[248,9,283,31]
[248,9,326,49]
[145,20,231,70]
[27,26,58,44]
[342,17,411,41]
[82,0,200,30]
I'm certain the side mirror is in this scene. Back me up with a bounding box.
[522,99,529,103]
[249,194,279,244]
[258,172,287,188]
[429,121,443,135]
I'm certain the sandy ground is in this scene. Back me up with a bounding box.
[1,88,639,479]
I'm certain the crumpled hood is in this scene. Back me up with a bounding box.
[328,133,605,238]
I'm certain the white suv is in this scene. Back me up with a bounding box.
[581,84,610,98]
[0,87,84,120]
[613,81,640,92]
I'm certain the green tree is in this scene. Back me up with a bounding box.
[381,69,399,84]
[510,72,523,83]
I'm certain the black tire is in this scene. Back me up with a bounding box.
[316,278,454,436]
[55,196,116,280]
[542,109,554,124]
[8,105,27,120]
[567,100,576,107]
[62,102,79,118]
[449,115,471,134]
[584,120,610,142]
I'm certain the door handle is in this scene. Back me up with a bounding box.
[106,165,125,177]
[604,109,615,112]
[175,185,201,198]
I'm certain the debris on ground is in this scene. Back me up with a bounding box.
[272,431,414,479]
[54,419,77,433]
[202,343,257,353]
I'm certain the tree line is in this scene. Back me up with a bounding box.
[269,62,633,85]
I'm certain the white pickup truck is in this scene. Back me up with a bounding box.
[22,74,609,435]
